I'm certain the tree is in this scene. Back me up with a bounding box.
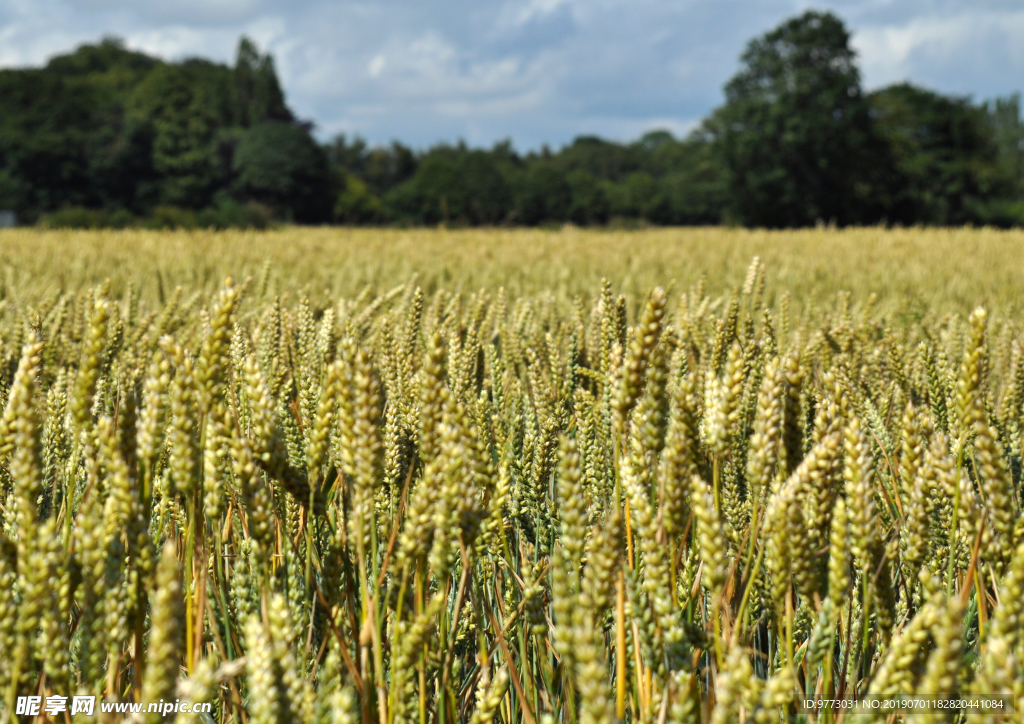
[7,22,1024,229]
[233,121,335,222]
[652,133,727,224]
[985,94,1024,202]
[0,36,309,222]
[327,135,418,197]
[46,39,164,214]
[565,170,609,225]
[334,173,384,224]
[515,162,572,225]
[553,136,640,181]
[385,147,513,225]
[871,83,1006,225]
[127,62,231,209]
[710,11,892,227]
[0,70,94,216]
[233,37,293,127]
[45,36,157,81]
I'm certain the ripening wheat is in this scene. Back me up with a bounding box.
[0,239,1021,724]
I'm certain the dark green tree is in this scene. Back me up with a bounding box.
[7,21,1024,229]
[326,136,418,196]
[984,93,1024,214]
[565,170,609,225]
[871,83,1007,225]
[127,61,233,209]
[552,136,641,181]
[515,162,572,224]
[652,132,728,224]
[334,173,384,224]
[233,121,335,223]
[0,35,320,224]
[0,39,161,219]
[45,36,158,82]
[710,10,892,227]
[233,37,293,127]
[0,70,99,216]
[607,172,670,222]
[385,147,513,225]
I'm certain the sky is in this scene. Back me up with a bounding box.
[1,0,1023,151]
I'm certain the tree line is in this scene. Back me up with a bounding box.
[2,11,1023,228]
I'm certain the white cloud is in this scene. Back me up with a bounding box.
[852,7,1024,95]
[496,0,575,28]
[123,27,237,61]
[368,54,385,78]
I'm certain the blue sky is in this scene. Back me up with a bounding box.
[1,0,1022,150]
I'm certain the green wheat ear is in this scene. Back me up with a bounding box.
[0,240,1022,723]
[142,541,184,724]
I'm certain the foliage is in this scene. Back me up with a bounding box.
[385,146,514,225]
[233,121,335,223]
[334,174,386,224]
[513,160,573,225]
[196,199,274,230]
[708,11,892,226]
[0,36,323,224]
[870,83,1008,225]
[37,206,133,230]
[126,60,232,209]
[332,12,1024,229]
[232,37,293,127]
[37,201,272,230]
[325,136,418,198]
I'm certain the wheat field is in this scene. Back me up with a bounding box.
[0,227,1022,723]
[3,226,1024,312]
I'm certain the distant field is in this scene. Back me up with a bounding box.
[2,226,1024,315]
